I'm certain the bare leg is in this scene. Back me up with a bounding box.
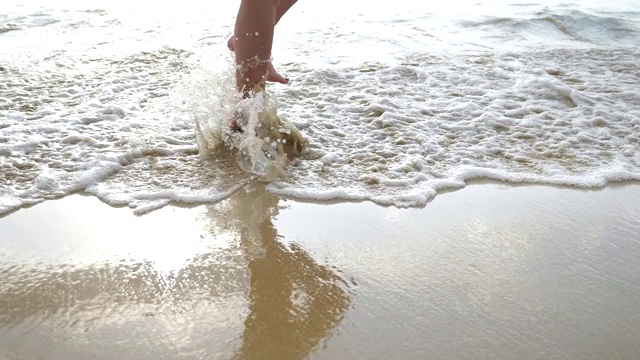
[228,0,297,51]
[229,0,297,85]
[234,0,278,97]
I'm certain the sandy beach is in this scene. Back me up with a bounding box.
[1,182,639,359]
[2,1,640,358]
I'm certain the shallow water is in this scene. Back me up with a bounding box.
[1,183,639,359]
[1,0,639,213]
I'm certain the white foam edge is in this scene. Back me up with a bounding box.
[3,164,638,216]
[268,165,640,208]
[87,175,257,216]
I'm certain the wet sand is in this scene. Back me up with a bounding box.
[1,182,639,360]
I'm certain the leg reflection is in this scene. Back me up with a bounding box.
[231,185,351,360]
[0,185,351,359]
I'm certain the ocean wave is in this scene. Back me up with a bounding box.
[457,8,640,46]
[1,1,639,215]
[0,23,20,35]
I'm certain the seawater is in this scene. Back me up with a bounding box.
[1,0,639,214]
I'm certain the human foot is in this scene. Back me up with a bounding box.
[265,62,289,84]
[228,36,289,85]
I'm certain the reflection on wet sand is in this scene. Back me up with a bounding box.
[229,186,351,360]
[0,185,351,359]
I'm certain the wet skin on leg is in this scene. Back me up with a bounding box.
[230,0,297,85]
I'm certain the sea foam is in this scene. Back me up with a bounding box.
[1,2,639,215]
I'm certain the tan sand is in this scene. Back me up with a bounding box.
[1,182,639,360]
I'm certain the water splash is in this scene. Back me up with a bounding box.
[190,61,305,181]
